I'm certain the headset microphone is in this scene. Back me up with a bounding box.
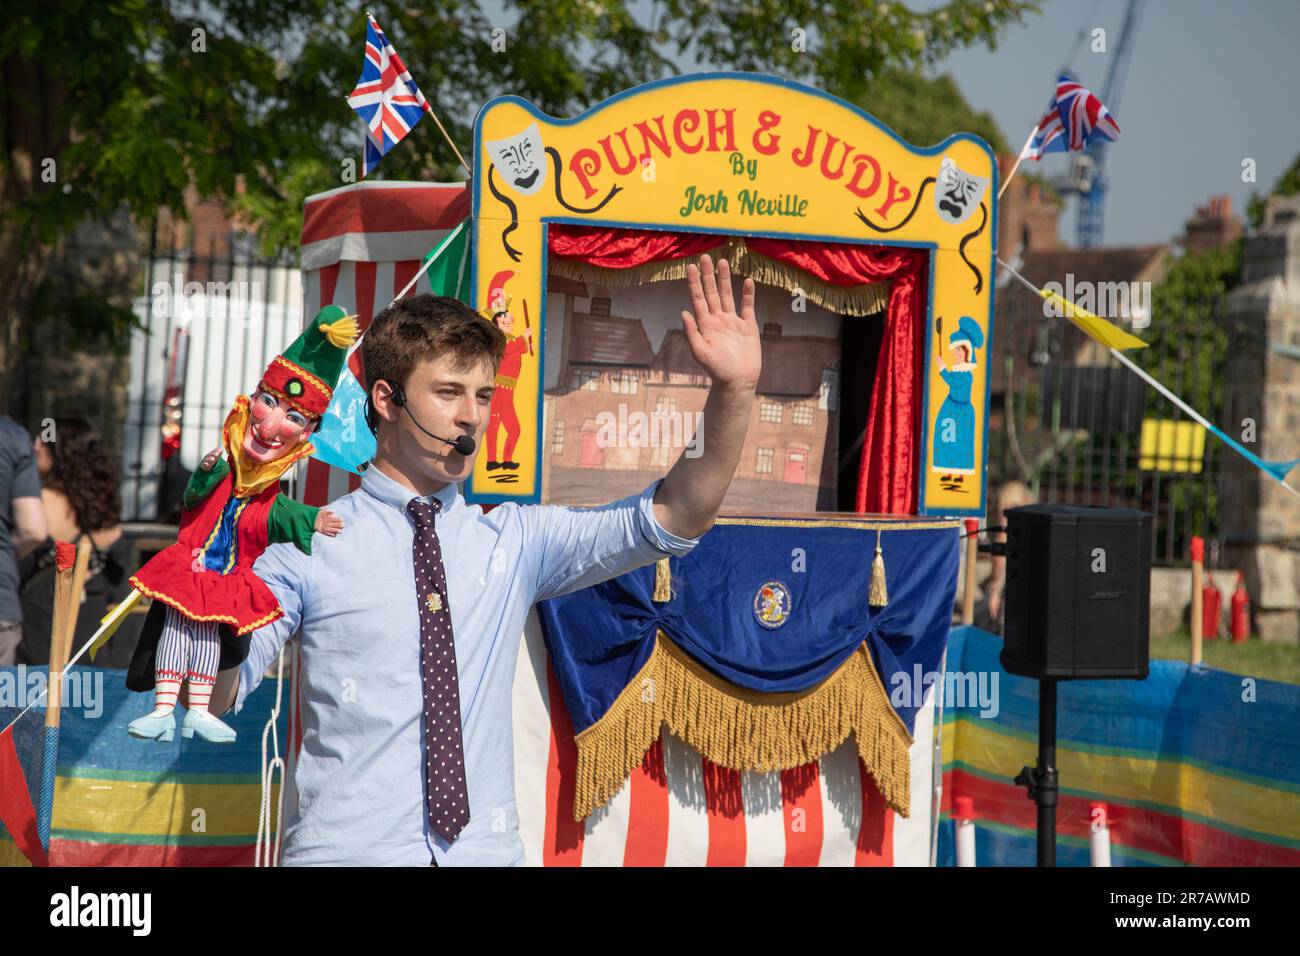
[389,384,477,456]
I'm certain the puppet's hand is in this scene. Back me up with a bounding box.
[315,509,344,536]
[200,448,222,472]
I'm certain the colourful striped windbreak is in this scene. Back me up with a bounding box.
[937,626,1300,866]
[1,666,292,867]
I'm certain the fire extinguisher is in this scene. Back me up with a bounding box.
[1231,571,1251,643]
[1203,540,1222,640]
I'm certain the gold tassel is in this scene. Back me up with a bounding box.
[653,557,672,602]
[319,314,359,348]
[571,631,913,822]
[869,528,889,607]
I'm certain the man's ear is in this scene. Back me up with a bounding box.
[371,380,399,424]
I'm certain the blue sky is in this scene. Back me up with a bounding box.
[478,0,1299,247]
[916,0,1300,246]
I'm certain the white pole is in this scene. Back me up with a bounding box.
[954,796,977,867]
[996,256,1300,502]
[929,647,949,868]
[998,126,1039,199]
[0,589,143,737]
[1090,802,1112,867]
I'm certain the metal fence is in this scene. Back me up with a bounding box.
[121,223,302,522]
[989,279,1226,566]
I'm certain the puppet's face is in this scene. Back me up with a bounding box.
[944,344,972,367]
[242,390,315,463]
[493,309,515,335]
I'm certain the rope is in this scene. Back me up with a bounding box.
[255,644,288,867]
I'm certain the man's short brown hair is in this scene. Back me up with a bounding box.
[362,294,506,393]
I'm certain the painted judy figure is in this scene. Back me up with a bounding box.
[124,307,358,743]
[932,315,984,490]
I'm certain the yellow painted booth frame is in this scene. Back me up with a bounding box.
[468,72,998,516]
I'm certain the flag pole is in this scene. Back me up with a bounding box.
[998,126,1038,199]
[427,109,471,177]
[390,219,468,307]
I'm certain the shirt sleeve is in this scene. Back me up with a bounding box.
[527,477,702,602]
[234,541,311,715]
[9,436,41,500]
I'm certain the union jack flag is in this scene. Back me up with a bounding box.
[346,13,431,177]
[1021,75,1121,161]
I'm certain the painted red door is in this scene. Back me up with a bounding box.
[580,430,604,467]
[784,450,807,484]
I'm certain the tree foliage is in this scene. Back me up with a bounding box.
[1,0,1037,406]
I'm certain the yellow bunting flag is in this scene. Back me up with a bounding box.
[88,588,144,661]
[1039,287,1148,351]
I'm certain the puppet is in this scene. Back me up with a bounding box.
[124,306,358,743]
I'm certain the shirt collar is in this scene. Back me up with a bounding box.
[360,461,461,516]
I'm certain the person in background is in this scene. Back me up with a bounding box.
[975,479,1036,633]
[17,417,142,667]
[0,415,48,665]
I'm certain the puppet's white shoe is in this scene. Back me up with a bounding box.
[127,712,176,742]
[181,709,237,744]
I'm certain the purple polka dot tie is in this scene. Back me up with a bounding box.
[407,498,470,843]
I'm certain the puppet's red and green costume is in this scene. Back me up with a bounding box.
[125,307,357,717]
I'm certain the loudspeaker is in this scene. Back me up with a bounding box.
[1001,504,1153,680]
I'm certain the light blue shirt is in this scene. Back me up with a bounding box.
[235,464,700,866]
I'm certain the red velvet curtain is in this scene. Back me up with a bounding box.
[549,225,720,268]
[547,224,927,514]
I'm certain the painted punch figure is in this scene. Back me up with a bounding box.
[482,270,532,473]
[125,306,358,743]
[932,315,984,491]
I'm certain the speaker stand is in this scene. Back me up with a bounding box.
[1014,678,1059,866]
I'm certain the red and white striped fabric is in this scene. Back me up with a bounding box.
[298,180,469,507]
[512,610,938,866]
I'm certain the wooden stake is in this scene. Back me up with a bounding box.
[47,561,74,726]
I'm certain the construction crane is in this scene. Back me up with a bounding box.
[1070,0,1145,248]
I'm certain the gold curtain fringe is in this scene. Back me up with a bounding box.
[728,245,890,317]
[570,631,913,822]
[548,238,890,317]
[653,557,673,602]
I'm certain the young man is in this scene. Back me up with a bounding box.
[208,255,760,865]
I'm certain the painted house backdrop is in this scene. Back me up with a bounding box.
[540,275,856,513]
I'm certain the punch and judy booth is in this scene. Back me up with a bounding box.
[299,73,998,865]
